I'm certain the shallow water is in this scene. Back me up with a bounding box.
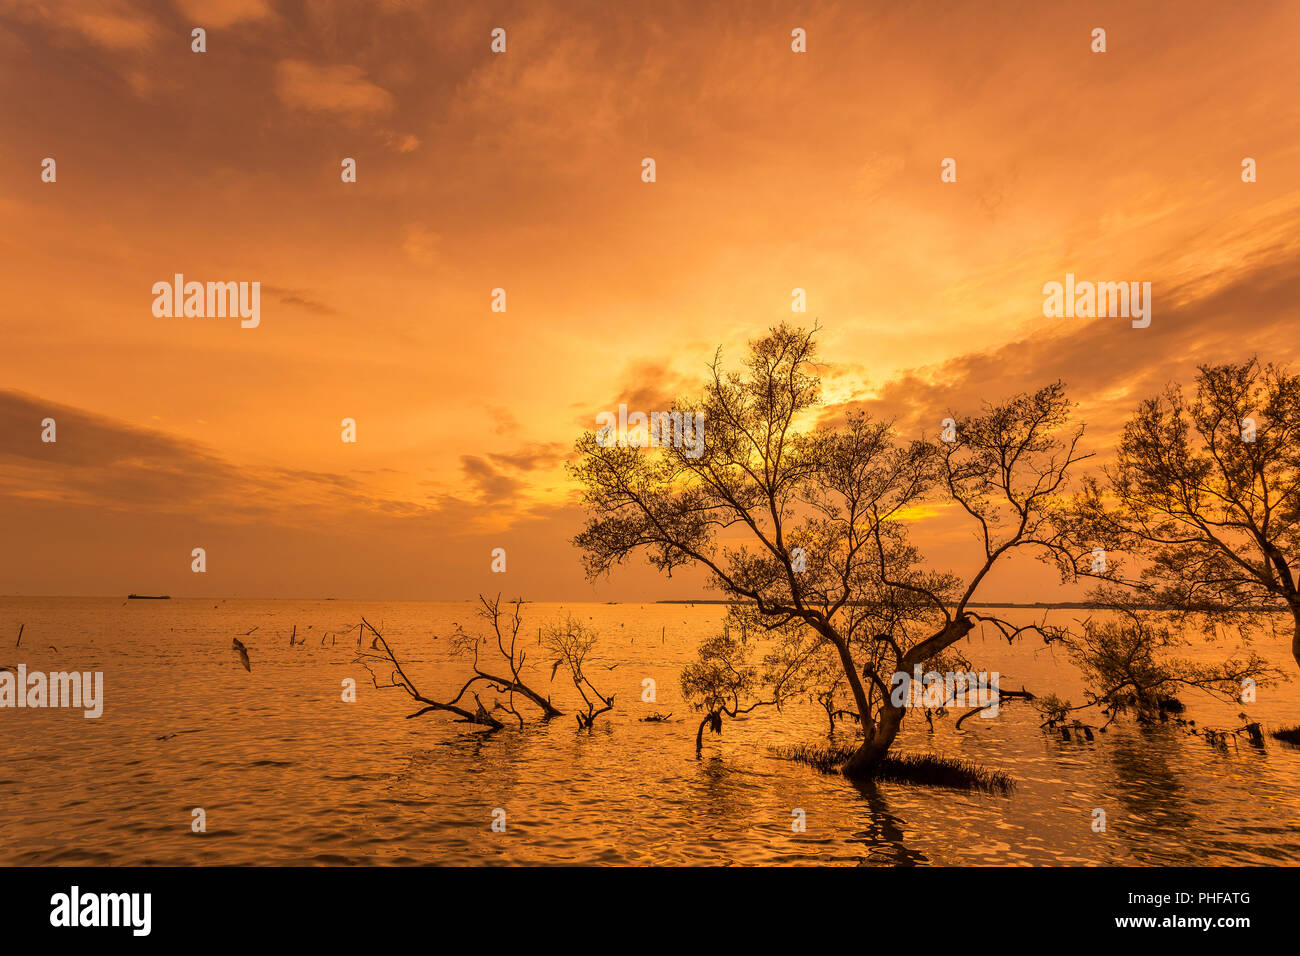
[1,598,1297,865]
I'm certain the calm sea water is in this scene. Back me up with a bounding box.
[1,597,1297,866]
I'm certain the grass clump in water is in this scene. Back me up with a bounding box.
[1270,725,1300,745]
[776,742,859,773]
[774,742,1015,796]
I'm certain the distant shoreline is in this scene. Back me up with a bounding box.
[0,596,1290,613]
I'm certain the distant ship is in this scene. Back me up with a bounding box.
[127,594,171,600]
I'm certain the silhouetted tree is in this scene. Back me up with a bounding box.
[1073,358,1300,673]
[571,325,1088,778]
[543,613,614,729]
[680,605,825,753]
[1041,598,1276,731]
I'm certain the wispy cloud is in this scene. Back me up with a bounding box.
[172,0,271,28]
[274,59,395,119]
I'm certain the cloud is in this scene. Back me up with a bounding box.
[381,131,421,153]
[70,9,156,50]
[0,385,577,601]
[459,455,525,503]
[0,389,538,528]
[487,442,567,472]
[575,360,701,427]
[0,388,247,513]
[402,223,440,266]
[5,0,160,52]
[274,59,396,119]
[172,0,271,28]
[264,286,339,316]
[822,241,1300,456]
[486,406,520,437]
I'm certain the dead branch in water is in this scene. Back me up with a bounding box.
[543,613,614,729]
[353,596,563,731]
[1195,717,1266,752]
[955,687,1036,729]
[16,624,23,648]
[452,596,562,721]
[354,617,505,730]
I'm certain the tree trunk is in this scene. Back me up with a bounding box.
[824,628,871,725]
[842,699,903,779]
[840,615,975,780]
[1291,607,1300,673]
[695,710,722,754]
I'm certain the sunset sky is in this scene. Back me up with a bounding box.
[2,0,1299,600]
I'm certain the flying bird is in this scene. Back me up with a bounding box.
[231,637,251,672]
[156,729,205,741]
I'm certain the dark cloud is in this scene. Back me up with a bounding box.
[0,388,246,511]
[264,286,340,316]
[459,455,525,502]
[573,359,701,428]
[0,389,538,525]
[487,441,567,472]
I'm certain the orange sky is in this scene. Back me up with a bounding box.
[2,0,1299,600]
